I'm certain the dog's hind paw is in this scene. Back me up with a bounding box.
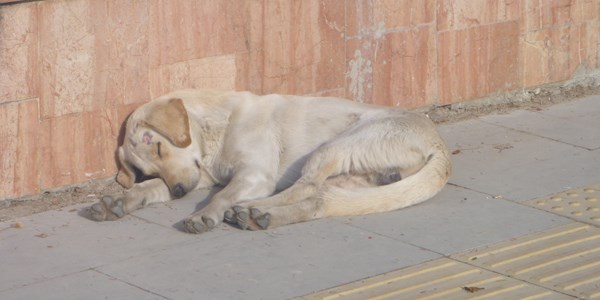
[252,210,271,230]
[89,196,125,221]
[232,206,250,230]
[223,208,236,224]
[232,206,270,230]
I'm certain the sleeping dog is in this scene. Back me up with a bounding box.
[89,90,451,234]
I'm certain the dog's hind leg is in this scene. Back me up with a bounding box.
[232,164,333,217]
[234,142,350,212]
[89,178,171,221]
[230,145,352,230]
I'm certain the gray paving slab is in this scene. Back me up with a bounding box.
[131,188,224,231]
[97,219,440,300]
[540,94,600,117]
[0,205,193,292]
[480,100,600,150]
[342,184,571,255]
[0,270,163,300]
[440,119,600,201]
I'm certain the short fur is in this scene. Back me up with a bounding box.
[89,90,451,233]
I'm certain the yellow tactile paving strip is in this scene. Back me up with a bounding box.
[298,184,600,300]
[523,184,600,226]
[298,258,571,300]
[452,222,600,299]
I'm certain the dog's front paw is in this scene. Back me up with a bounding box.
[89,196,126,221]
[183,215,217,234]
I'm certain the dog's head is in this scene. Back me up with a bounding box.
[116,97,210,198]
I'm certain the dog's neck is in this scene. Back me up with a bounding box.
[190,113,229,182]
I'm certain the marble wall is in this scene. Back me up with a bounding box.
[1,0,599,199]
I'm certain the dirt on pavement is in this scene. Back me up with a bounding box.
[0,178,124,222]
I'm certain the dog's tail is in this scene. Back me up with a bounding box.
[320,142,451,217]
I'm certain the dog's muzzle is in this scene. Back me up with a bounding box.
[172,183,187,198]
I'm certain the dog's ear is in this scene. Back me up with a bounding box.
[116,147,135,189]
[140,98,191,148]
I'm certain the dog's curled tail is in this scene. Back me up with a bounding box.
[320,142,451,217]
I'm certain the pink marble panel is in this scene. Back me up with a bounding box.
[347,0,434,37]
[149,54,238,99]
[346,0,374,38]
[0,2,38,103]
[373,0,434,30]
[372,26,438,108]
[0,100,40,199]
[437,0,520,32]
[148,0,257,67]
[521,0,599,32]
[438,21,520,104]
[1,0,600,199]
[40,109,121,189]
[521,21,599,87]
[39,0,96,118]
[261,0,345,95]
[91,1,151,106]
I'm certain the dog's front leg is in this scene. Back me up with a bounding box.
[89,178,171,221]
[183,171,275,234]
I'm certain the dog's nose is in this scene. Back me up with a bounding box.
[172,183,187,198]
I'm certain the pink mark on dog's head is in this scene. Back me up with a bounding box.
[143,132,153,145]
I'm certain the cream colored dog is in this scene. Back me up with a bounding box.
[89,90,451,234]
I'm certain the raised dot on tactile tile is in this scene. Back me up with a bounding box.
[571,211,582,216]
[551,197,562,201]
[569,201,581,206]
[587,207,599,212]
[586,197,597,202]
[584,188,596,193]
[552,206,563,211]
[567,192,578,197]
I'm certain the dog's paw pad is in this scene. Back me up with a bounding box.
[183,215,218,234]
[234,209,250,230]
[109,199,125,218]
[183,218,207,234]
[201,215,216,228]
[254,213,271,230]
[89,203,107,221]
[232,206,269,231]
[89,196,125,221]
[223,209,236,224]
[250,207,262,219]
[249,207,270,229]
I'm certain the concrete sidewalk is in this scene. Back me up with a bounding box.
[1,95,599,300]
